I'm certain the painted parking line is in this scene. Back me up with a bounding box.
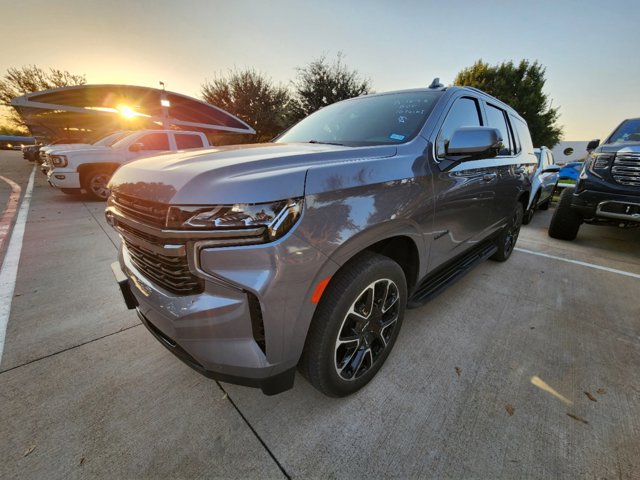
[0,175,22,253]
[515,247,640,280]
[0,165,36,362]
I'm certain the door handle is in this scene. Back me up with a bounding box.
[482,173,497,182]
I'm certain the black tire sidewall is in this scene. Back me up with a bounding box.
[303,253,407,397]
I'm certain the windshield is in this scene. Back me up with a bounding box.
[93,131,128,147]
[607,118,640,144]
[276,91,441,147]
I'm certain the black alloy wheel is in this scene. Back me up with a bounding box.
[334,279,400,381]
[299,252,407,397]
[491,202,524,262]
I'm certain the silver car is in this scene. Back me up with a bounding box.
[523,147,560,224]
[107,85,537,397]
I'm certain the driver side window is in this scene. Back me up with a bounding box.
[436,97,482,158]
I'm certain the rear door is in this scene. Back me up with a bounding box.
[125,132,171,161]
[540,150,557,201]
[482,103,522,230]
[175,133,205,150]
[428,95,499,271]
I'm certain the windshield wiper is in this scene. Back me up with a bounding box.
[308,140,347,146]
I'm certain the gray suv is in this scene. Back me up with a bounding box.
[107,83,536,397]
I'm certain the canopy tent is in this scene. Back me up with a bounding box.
[10,84,255,141]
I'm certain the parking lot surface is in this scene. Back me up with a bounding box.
[1,150,639,479]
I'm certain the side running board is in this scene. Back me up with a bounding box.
[408,241,498,308]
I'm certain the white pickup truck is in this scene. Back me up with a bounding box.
[39,131,130,166]
[46,130,211,200]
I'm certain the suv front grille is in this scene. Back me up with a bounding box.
[612,152,640,187]
[123,238,203,295]
[111,193,169,228]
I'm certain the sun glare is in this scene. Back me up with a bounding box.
[118,105,136,119]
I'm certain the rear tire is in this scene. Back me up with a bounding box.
[548,187,581,240]
[490,202,523,262]
[299,252,407,397]
[82,170,112,201]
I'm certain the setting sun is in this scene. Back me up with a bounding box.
[118,105,136,119]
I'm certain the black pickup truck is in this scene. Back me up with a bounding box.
[549,118,640,240]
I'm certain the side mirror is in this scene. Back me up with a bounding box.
[586,139,600,152]
[447,127,503,160]
[129,143,143,152]
[542,165,560,173]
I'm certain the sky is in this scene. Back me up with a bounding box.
[1,0,638,141]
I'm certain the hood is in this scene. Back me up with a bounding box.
[47,143,92,155]
[65,146,116,157]
[109,143,397,204]
[598,143,640,154]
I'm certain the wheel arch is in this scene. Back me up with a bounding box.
[78,162,121,184]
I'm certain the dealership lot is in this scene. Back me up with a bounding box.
[1,150,639,479]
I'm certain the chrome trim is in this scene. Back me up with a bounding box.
[596,201,640,222]
[107,205,266,240]
[115,225,186,256]
[189,241,245,291]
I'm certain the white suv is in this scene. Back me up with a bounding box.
[47,130,211,200]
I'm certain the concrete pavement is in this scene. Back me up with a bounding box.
[1,150,639,479]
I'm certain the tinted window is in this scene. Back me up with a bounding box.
[436,97,482,158]
[176,134,204,149]
[512,117,534,155]
[276,91,441,147]
[509,115,521,154]
[137,133,170,151]
[485,104,513,155]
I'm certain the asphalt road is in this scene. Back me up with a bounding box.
[1,150,639,479]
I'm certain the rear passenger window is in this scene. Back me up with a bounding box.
[485,105,513,156]
[176,134,204,149]
[436,97,482,158]
[511,117,534,155]
[137,133,170,151]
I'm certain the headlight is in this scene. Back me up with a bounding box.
[166,198,303,244]
[586,153,613,178]
[51,155,68,167]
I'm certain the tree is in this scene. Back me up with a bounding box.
[0,65,86,129]
[202,69,294,143]
[292,53,371,120]
[453,60,563,148]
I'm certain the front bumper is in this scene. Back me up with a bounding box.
[110,215,339,395]
[47,170,80,189]
[572,188,640,223]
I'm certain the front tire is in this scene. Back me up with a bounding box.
[491,202,524,262]
[82,170,112,201]
[299,252,407,397]
[548,187,582,240]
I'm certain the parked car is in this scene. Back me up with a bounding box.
[22,144,42,161]
[106,83,536,397]
[556,161,583,188]
[47,130,211,200]
[41,131,130,166]
[522,146,560,224]
[549,117,640,240]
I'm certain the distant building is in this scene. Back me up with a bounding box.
[551,141,590,164]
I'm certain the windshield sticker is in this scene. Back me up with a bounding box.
[389,133,405,141]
